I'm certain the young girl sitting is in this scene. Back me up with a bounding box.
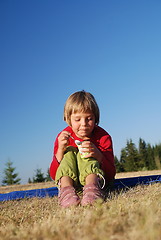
[50,90,116,207]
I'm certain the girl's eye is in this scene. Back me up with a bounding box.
[75,119,80,122]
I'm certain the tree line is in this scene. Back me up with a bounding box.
[1,138,161,186]
[115,138,161,172]
[1,160,51,186]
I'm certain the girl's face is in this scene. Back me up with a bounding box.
[70,111,95,139]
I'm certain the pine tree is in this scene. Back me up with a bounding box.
[138,138,148,170]
[115,155,125,172]
[32,168,46,183]
[154,144,161,169]
[146,144,156,170]
[28,177,32,183]
[46,168,52,181]
[119,148,127,172]
[2,160,21,185]
[121,139,139,172]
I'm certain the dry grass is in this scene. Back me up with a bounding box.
[0,171,161,240]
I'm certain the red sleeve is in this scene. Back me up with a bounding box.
[100,134,116,182]
[49,136,60,180]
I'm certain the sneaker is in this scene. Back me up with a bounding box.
[58,186,80,208]
[81,183,104,206]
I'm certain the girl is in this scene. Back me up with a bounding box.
[50,90,116,207]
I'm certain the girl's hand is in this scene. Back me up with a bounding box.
[57,131,71,151]
[56,131,70,162]
[80,141,103,163]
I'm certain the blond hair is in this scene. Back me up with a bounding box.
[64,90,100,126]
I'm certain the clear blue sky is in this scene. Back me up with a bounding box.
[0,0,161,184]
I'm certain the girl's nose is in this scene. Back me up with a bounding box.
[81,118,86,126]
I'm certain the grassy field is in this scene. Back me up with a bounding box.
[0,170,161,240]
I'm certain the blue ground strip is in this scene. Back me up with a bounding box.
[114,174,161,189]
[0,175,161,202]
[0,187,58,201]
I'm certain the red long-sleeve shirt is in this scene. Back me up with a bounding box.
[49,125,116,182]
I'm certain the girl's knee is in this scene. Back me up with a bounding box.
[79,162,104,186]
[55,147,79,186]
